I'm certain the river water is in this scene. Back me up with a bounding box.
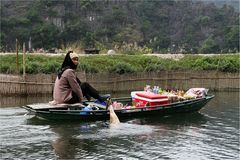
[0,91,239,160]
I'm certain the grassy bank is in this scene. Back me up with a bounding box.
[0,54,239,74]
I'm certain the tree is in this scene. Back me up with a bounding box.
[114,25,143,44]
[31,23,59,49]
[225,26,239,52]
[0,32,6,52]
[1,0,239,53]
[200,37,220,53]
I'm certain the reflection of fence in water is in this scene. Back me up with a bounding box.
[0,71,239,95]
[0,94,52,107]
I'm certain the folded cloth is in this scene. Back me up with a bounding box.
[49,100,57,105]
[185,88,208,98]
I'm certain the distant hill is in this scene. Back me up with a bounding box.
[192,0,239,11]
[0,0,239,54]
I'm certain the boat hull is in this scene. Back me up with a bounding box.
[22,95,214,121]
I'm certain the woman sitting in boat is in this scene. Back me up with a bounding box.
[53,51,107,104]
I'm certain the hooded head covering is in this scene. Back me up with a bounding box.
[57,51,79,79]
[69,52,79,59]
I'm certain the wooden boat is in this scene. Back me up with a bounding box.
[22,95,214,121]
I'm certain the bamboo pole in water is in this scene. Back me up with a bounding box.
[23,43,26,77]
[16,39,19,73]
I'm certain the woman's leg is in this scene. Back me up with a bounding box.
[76,78,91,101]
[80,82,101,100]
[66,91,79,104]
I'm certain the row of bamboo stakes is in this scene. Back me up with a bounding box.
[0,71,239,96]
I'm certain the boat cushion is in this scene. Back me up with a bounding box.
[136,92,168,99]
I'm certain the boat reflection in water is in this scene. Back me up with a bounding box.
[26,111,207,159]
[1,91,238,160]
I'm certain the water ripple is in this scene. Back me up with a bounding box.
[1,92,239,160]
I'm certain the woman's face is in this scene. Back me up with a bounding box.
[71,57,79,66]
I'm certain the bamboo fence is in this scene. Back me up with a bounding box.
[0,71,239,95]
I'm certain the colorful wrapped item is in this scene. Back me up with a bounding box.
[184,88,209,98]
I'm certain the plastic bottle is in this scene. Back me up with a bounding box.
[158,87,162,94]
[147,85,151,92]
[156,86,159,94]
[144,85,151,92]
[153,86,158,94]
[152,86,156,94]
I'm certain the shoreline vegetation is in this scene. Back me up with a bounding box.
[0,53,239,95]
[0,53,239,75]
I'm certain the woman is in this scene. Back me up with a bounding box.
[53,51,105,104]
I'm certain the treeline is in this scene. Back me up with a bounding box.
[1,0,239,54]
[0,54,239,74]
